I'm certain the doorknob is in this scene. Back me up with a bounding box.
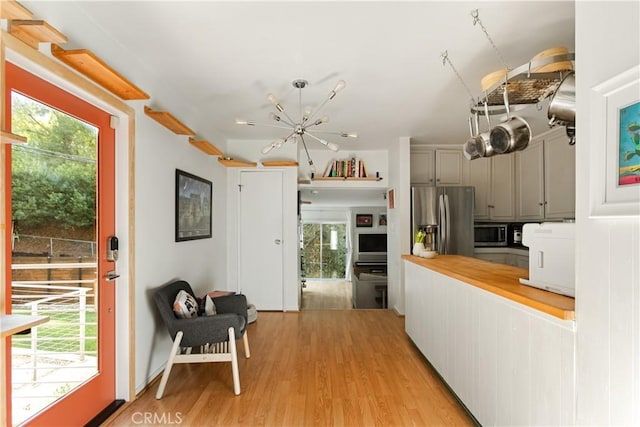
[274,239,281,245]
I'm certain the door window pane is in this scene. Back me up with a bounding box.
[10,92,99,425]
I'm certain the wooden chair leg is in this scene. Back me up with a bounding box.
[229,327,241,395]
[243,330,250,359]
[156,331,183,399]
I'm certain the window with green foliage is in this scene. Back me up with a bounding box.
[301,223,347,279]
[11,92,97,230]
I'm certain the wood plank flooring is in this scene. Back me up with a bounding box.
[105,310,473,426]
[301,280,352,310]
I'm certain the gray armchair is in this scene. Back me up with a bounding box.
[153,280,250,398]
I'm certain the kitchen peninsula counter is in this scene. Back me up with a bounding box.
[402,254,574,320]
[403,254,576,425]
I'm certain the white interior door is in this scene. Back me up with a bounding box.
[239,170,283,310]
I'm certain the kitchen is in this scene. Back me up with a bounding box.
[405,46,579,423]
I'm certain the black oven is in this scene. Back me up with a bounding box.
[474,224,508,247]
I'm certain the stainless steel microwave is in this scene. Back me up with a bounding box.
[474,224,508,247]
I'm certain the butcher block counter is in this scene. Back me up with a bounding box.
[402,254,575,320]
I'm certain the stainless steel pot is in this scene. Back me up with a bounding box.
[548,71,575,126]
[464,107,497,159]
[490,115,532,154]
[463,138,482,160]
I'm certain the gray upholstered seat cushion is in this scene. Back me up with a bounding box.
[154,280,248,347]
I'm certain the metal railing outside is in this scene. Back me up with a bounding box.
[10,262,98,423]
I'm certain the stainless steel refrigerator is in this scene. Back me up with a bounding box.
[411,186,475,256]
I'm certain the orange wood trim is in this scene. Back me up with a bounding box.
[262,160,299,167]
[9,20,67,49]
[0,0,33,20]
[5,59,117,426]
[188,138,223,156]
[51,44,149,100]
[402,254,575,320]
[1,130,26,144]
[144,106,195,136]
[218,158,257,168]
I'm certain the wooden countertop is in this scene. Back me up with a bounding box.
[1,314,50,337]
[402,254,575,320]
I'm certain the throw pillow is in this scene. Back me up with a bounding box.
[207,290,235,299]
[197,294,217,316]
[173,290,199,319]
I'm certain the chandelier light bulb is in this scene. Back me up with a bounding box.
[269,112,281,122]
[314,116,329,126]
[329,80,347,99]
[308,160,316,174]
[327,142,339,152]
[267,93,284,112]
[274,139,284,149]
[261,143,275,154]
[236,119,255,126]
[303,106,312,121]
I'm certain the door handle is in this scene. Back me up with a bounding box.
[274,239,281,245]
[106,271,120,282]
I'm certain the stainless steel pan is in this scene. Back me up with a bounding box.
[548,71,575,126]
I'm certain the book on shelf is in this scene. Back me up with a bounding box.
[323,157,368,178]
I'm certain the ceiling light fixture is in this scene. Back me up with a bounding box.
[236,79,357,173]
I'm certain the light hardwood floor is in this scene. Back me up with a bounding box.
[105,310,473,426]
[301,280,352,310]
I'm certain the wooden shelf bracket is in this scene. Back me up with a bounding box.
[144,106,196,136]
[189,138,223,156]
[51,44,149,100]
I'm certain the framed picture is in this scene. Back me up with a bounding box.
[175,169,213,241]
[590,65,640,217]
[379,214,387,226]
[355,214,373,227]
[388,188,395,209]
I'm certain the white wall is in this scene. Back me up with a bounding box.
[575,1,640,424]
[350,206,388,263]
[387,136,411,314]
[133,104,228,392]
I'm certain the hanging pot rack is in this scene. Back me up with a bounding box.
[471,52,575,116]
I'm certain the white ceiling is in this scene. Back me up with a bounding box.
[20,1,575,147]
[18,1,575,206]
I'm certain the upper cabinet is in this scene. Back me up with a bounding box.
[435,150,463,186]
[465,127,575,222]
[516,127,575,220]
[489,154,516,220]
[410,147,463,186]
[466,153,516,221]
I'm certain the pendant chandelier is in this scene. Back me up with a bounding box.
[236,79,357,173]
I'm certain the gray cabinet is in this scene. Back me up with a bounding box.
[410,147,435,185]
[544,130,575,219]
[466,153,515,220]
[516,128,575,220]
[411,147,463,186]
